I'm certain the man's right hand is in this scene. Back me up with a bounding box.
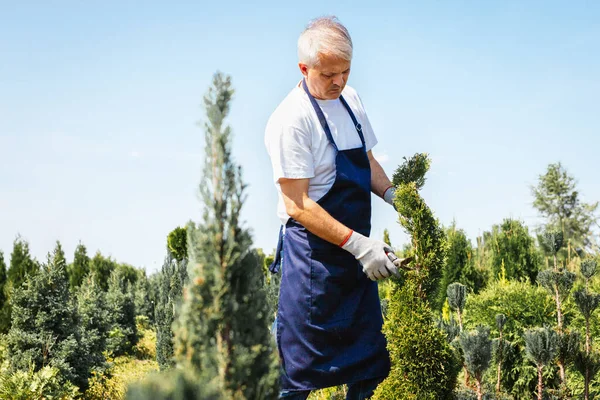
[341,231,398,281]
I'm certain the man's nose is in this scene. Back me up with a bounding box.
[332,74,344,87]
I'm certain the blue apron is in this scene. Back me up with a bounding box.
[269,78,390,391]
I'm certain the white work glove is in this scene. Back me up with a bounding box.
[341,230,399,281]
[383,186,397,210]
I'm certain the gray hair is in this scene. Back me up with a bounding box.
[297,16,353,68]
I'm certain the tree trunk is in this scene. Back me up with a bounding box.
[586,318,591,355]
[496,330,503,393]
[555,286,563,331]
[585,363,590,400]
[537,365,543,400]
[476,377,483,400]
[558,361,566,386]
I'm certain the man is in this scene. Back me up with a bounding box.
[264,16,399,400]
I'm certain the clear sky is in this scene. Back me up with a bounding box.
[1,1,599,274]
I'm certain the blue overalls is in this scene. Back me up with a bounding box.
[269,79,390,398]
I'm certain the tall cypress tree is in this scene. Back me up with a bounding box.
[128,72,278,399]
[68,241,90,291]
[373,153,460,400]
[155,252,188,371]
[7,235,39,291]
[0,251,9,333]
[105,266,138,356]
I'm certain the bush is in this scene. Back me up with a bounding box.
[0,364,80,400]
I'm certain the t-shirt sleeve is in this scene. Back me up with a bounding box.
[265,121,315,183]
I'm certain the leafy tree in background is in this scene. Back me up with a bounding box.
[373,153,460,400]
[89,251,118,292]
[130,72,279,399]
[524,326,558,400]
[154,252,188,371]
[488,219,541,284]
[5,243,88,390]
[7,235,39,291]
[531,162,599,253]
[133,267,153,322]
[167,226,188,262]
[105,266,138,357]
[437,224,487,311]
[68,241,90,291]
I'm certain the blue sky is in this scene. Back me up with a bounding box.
[1,1,599,274]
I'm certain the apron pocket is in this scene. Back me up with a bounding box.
[309,249,359,327]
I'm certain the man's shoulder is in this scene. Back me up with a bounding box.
[266,85,313,130]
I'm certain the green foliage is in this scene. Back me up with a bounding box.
[574,289,600,322]
[448,282,467,314]
[481,219,541,284]
[537,269,576,302]
[525,326,558,368]
[167,226,188,262]
[373,281,461,400]
[7,235,39,292]
[374,153,460,399]
[68,241,90,291]
[531,162,599,251]
[76,272,110,383]
[133,268,153,322]
[126,368,220,400]
[89,251,118,292]
[155,253,188,371]
[5,244,89,390]
[383,228,391,247]
[87,354,159,400]
[0,364,80,400]
[0,251,10,334]
[106,267,138,357]
[581,259,598,281]
[540,229,564,257]
[437,224,486,311]
[460,325,493,382]
[167,72,278,399]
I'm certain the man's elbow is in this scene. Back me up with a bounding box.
[284,199,306,220]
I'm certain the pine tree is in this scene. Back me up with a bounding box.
[531,162,599,252]
[130,72,279,399]
[459,325,493,400]
[89,251,118,291]
[0,251,9,333]
[105,267,138,356]
[75,270,110,390]
[134,267,153,321]
[524,326,558,400]
[5,243,89,389]
[373,153,460,400]
[68,241,90,291]
[7,235,39,291]
[155,252,188,370]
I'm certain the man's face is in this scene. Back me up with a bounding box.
[299,53,351,100]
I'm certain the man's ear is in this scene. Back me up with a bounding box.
[298,63,308,77]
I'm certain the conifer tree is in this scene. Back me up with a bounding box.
[105,267,138,356]
[155,252,188,370]
[134,267,153,321]
[75,270,110,389]
[459,325,493,400]
[129,72,279,399]
[68,241,90,291]
[5,243,89,389]
[89,251,118,291]
[0,251,9,333]
[524,326,558,400]
[373,153,460,400]
[7,235,39,291]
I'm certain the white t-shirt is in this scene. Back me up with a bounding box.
[264,81,378,226]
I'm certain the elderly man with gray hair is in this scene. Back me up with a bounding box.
[265,16,399,400]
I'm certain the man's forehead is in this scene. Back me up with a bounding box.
[315,54,351,72]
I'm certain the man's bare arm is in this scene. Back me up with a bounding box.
[367,150,393,199]
[279,177,351,246]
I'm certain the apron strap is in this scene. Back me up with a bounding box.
[339,95,366,147]
[268,224,284,273]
